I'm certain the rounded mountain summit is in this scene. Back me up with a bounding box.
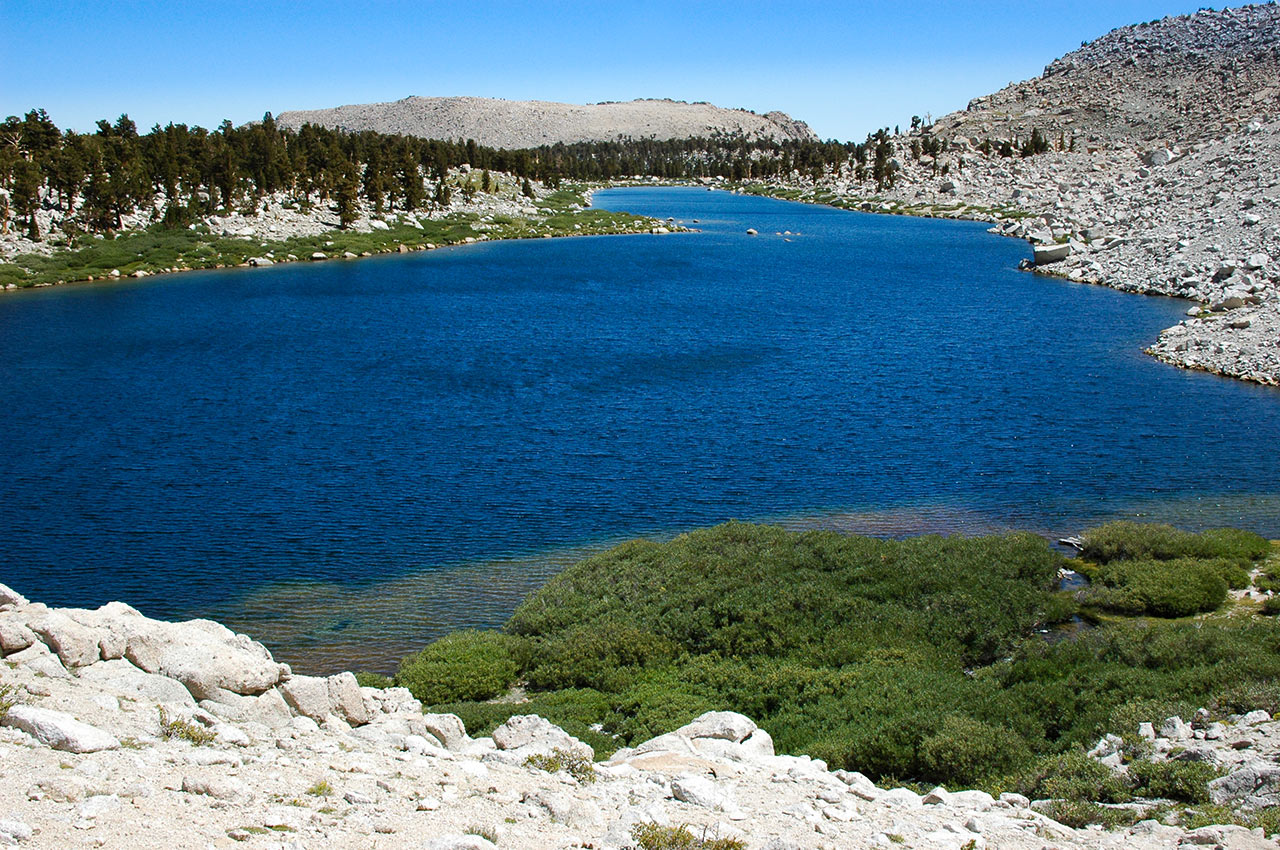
[273,96,818,148]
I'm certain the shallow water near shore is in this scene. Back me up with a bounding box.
[3,187,1280,673]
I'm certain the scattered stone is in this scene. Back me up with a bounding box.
[671,774,736,812]
[0,820,33,845]
[423,837,497,850]
[181,774,250,801]
[1034,242,1071,264]
[1242,710,1271,726]
[422,713,471,750]
[1161,716,1192,740]
[2,705,119,753]
[0,583,29,609]
[677,711,757,743]
[492,715,593,761]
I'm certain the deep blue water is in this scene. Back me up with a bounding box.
[3,187,1279,671]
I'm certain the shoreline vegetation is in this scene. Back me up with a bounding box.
[0,183,673,292]
[0,108,859,292]
[365,519,1280,830]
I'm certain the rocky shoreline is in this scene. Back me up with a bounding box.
[0,173,676,294]
[737,4,1280,388]
[2,581,1278,850]
[738,117,1280,389]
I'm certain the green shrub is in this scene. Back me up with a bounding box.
[524,625,679,692]
[395,630,521,705]
[393,523,1280,793]
[1129,758,1219,802]
[1079,522,1269,565]
[1182,804,1280,834]
[1017,749,1131,803]
[1083,558,1227,617]
[1198,528,1272,562]
[354,671,394,689]
[1080,522,1196,563]
[1255,570,1280,594]
[1211,680,1280,715]
[603,677,717,746]
[1264,597,1280,616]
[1039,800,1143,829]
[919,715,1032,787]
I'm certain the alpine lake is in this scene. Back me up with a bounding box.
[3,187,1279,673]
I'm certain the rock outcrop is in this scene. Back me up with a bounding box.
[2,582,1276,848]
[275,96,818,148]
[935,4,1280,148]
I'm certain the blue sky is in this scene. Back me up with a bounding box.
[6,1,1220,142]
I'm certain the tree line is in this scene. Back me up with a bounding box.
[0,108,912,240]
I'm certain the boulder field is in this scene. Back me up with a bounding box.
[1,583,1277,849]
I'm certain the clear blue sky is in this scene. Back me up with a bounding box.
[5,1,1221,142]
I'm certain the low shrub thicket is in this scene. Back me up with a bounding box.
[393,521,1277,796]
[1129,759,1220,803]
[1038,800,1143,830]
[1079,522,1268,565]
[1017,749,1132,803]
[1081,557,1229,617]
[395,630,523,705]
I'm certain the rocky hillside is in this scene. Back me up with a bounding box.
[275,96,817,148]
[2,582,1277,850]
[936,3,1280,146]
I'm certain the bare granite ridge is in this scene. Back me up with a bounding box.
[274,96,819,148]
[2,581,1277,849]
[934,2,1280,146]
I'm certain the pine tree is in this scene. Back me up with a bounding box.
[521,177,534,198]
[398,147,424,211]
[335,160,359,228]
[433,179,451,208]
[1020,128,1049,158]
[11,158,42,239]
[362,154,387,213]
[481,169,491,193]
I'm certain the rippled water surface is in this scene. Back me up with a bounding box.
[3,187,1279,672]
